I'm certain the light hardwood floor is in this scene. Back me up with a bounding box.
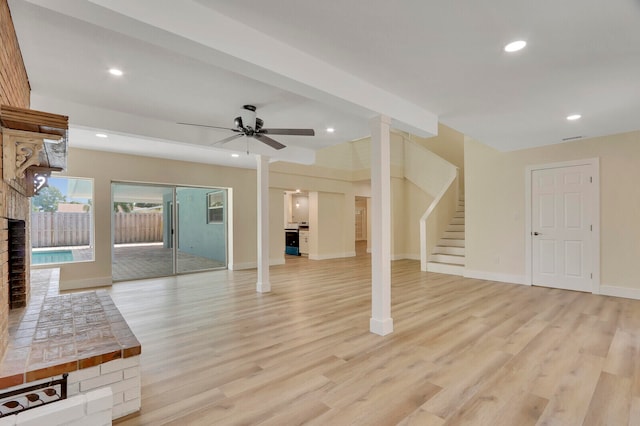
[110,249,640,425]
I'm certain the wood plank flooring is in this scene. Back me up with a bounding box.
[110,249,640,425]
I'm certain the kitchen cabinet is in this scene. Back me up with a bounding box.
[299,230,309,255]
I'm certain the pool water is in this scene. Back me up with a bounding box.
[32,250,74,264]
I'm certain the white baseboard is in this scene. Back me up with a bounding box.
[427,262,464,276]
[309,252,356,261]
[599,285,640,300]
[60,276,112,291]
[391,253,420,261]
[464,269,529,286]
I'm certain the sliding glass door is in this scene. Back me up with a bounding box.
[112,182,227,281]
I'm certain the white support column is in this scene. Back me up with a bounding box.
[370,115,393,336]
[256,155,271,293]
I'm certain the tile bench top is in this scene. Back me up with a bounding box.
[0,269,141,388]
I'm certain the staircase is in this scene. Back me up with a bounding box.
[427,196,465,275]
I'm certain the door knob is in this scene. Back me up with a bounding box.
[533,231,541,236]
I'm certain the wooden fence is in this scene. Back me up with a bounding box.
[31,212,163,247]
[113,212,163,244]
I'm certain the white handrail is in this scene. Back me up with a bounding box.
[419,170,458,271]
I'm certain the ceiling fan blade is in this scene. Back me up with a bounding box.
[260,128,315,136]
[212,133,245,145]
[254,134,286,150]
[178,122,240,132]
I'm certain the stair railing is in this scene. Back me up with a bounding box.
[402,137,459,271]
[420,172,458,271]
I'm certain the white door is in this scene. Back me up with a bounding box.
[531,164,593,292]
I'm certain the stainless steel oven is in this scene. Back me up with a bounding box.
[285,223,300,256]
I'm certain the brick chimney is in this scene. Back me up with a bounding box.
[1,0,32,361]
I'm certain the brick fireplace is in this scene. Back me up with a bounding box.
[1,0,33,361]
[0,167,33,361]
[1,0,70,363]
[8,219,27,309]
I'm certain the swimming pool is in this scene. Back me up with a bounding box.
[32,250,74,265]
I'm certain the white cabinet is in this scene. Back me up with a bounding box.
[299,230,309,255]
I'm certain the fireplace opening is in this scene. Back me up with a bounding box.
[8,219,27,309]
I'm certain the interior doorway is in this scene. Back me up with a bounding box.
[355,196,369,255]
[355,197,367,241]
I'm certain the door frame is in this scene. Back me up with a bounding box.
[110,181,230,281]
[525,158,600,293]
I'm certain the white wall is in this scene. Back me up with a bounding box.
[0,388,112,426]
[465,130,640,293]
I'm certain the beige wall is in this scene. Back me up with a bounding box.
[271,161,356,259]
[465,130,640,291]
[56,148,258,289]
[404,180,433,259]
[57,125,456,288]
[313,192,351,259]
[269,188,285,265]
[415,123,465,191]
[390,177,405,258]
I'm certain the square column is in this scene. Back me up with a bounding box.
[370,115,393,335]
[256,155,271,293]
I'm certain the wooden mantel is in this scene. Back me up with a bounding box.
[0,105,68,195]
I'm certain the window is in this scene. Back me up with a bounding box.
[30,176,94,265]
[207,191,225,224]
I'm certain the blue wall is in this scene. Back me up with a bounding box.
[176,187,226,262]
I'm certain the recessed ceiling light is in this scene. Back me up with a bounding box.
[231,153,240,158]
[504,40,527,53]
[567,114,582,121]
[326,127,335,133]
[108,68,123,76]
[95,133,108,138]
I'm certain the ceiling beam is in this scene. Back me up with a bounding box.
[29,0,438,138]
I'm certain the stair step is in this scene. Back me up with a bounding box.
[447,224,465,232]
[430,254,465,265]
[442,231,464,239]
[438,238,465,247]
[433,246,465,256]
[451,217,465,225]
[427,262,464,276]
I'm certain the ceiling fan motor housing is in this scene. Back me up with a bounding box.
[237,104,257,130]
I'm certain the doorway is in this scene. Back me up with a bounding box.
[111,182,228,281]
[526,159,600,293]
[355,196,369,255]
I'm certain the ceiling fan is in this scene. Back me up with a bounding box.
[178,105,315,150]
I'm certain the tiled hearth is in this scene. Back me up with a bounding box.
[0,269,141,388]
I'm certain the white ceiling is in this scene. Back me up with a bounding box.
[9,0,640,168]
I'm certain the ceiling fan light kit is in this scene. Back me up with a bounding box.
[179,104,314,151]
